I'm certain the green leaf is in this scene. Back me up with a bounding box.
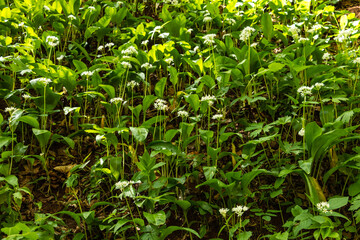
[110,156,122,180]
[155,77,167,98]
[168,67,178,87]
[261,12,273,40]
[159,226,200,240]
[56,211,81,225]
[329,196,348,210]
[99,84,115,99]
[5,175,18,187]
[32,128,51,150]
[268,62,285,72]
[18,115,39,129]
[203,166,217,181]
[143,95,157,114]
[130,127,148,142]
[185,94,200,113]
[143,211,166,226]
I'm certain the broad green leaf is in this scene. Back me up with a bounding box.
[143,211,166,226]
[261,12,273,40]
[130,127,148,142]
[32,129,51,150]
[160,226,200,240]
[18,115,39,129]
[155,77,167,98]
[56,211,81,225]
[185,94,200,113]
[329,196,348,210]
[110,156,122,180]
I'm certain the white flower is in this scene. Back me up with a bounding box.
[309,24,322,33]
[20,69,32,75]
[232,205,249,217]
[68,15,76,20]
[154,99,168,111]
[46,36,59,47]
[18,22,25,27]
[322,52,331,61]
[127,80,139,88]
[177,110,189,118]
[110,97,123,104]
[201,95,216,106]
[57,55,65,61]
[297,86,313,97]
[250,42,258,48]
[240,26,256,42]
[88,6,96,12]
[30,77,52,85]
[219,208,229,218]
[203,16,213,23]
[105,42,114,48]
[121,46,138,56]
[22,94,31,100]
[298,37,309,43]
[226,18,236,25]
[203,34,216,45]
[115,180,129,191]
[288,24,300,39]
[313,82,324,90]
[316,201,331,213]
[141,63,153,70]
[186,29,193,34]
[164,57,173,65]
[334,28,356,43]
[5,107,17,113]
[158,32,170,38]
[44,5,50,11]
[141,40,149,46]
[98,45,104,51]
[121,61,132,69]
[298,128,305,137]
[81,71,94,77]
[212,114,223,120]
[353,57,360,64]
[0,56,6,62]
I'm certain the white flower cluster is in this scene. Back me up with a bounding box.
[297,86,313,97]
[68,15,76,20]
[110,97,123,104]
[127,80,139,88]
[239,26,256,42]
[313,82,324,90]
[232,205,249,217]
[219,208,229,218]
[141,62,153,70]
[121,61,132,69]
[316,201,331,213]
[159,32,170,38]
[88,6,95,12]
[154,99,168,111]
[334,28,356,43]
[288,24,300,39]
[322,52,332,61]
[20,69,32,75]
[121,46,138,56]
[22,94,31,100]
[177,110,189,118]
[212,113,223,120]
[353,57,360,64]
[81,71,94,77]
[164,0,180,6]
[5,107,17,113]
[201,95,216,106]
[30,77,52,86]
[105,42,114,49]
[298,37,309,43]
[298,128,305,137]
[46,36,59,47]
[309,24,322,33]
[141,40,149,46]
[203,16,213,23]
[164,57,173,65]
[203,34,216,45]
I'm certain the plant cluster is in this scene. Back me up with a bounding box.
[1,0,360,239]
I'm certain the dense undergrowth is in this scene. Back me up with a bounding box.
[1,0,360,239]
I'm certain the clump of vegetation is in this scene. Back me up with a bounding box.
[1,0,360,239]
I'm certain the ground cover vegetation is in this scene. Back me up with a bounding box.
[1,0,360,239]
